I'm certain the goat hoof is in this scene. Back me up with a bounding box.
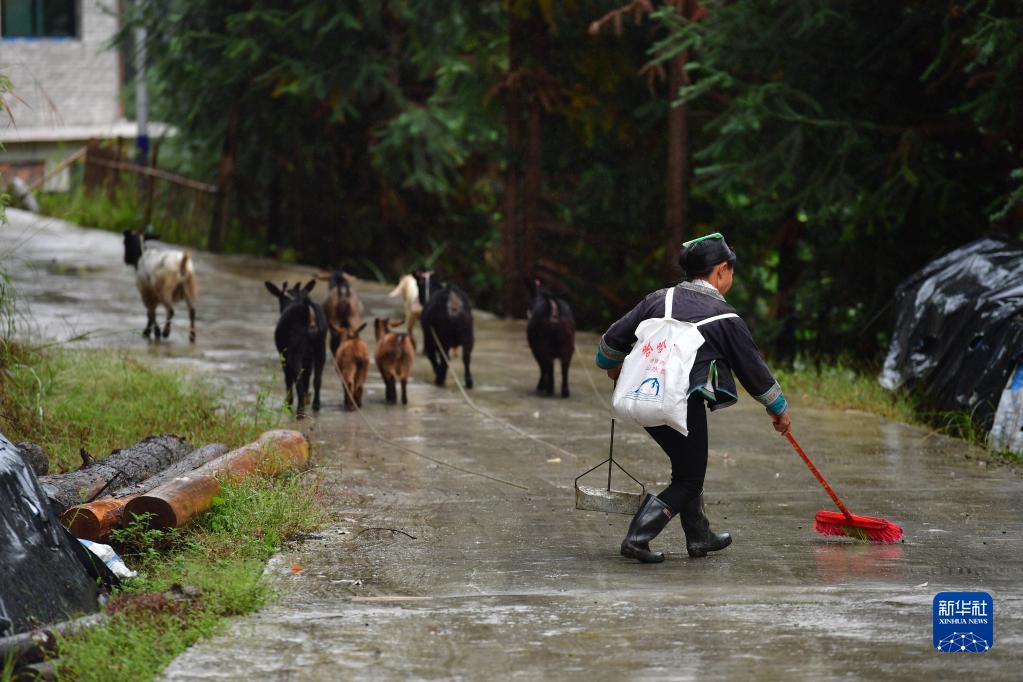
[465,379,473,389]
[312,401,321,411]
[434,378,445,387]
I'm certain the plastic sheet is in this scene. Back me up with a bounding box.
[879,238,1023,424]
[0,435,100,637]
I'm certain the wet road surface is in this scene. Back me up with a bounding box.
[3,210,1021,680]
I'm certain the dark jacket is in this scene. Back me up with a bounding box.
[596,281,787,415]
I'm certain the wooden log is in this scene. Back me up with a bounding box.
[39,435,192,514]
[60,444,229,541]
[123,430,309,530]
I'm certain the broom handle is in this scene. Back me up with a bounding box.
[785,432,855,523]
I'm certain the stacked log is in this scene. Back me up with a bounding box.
[61,444,229,541]
[39,435,192,513]
[124,430,309,529]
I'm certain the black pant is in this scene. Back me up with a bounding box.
[645,397,708,515]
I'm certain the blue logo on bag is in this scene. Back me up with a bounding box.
[933,592,993,653]
[628,377,661,401]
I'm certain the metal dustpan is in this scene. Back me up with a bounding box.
[574,419,644,515]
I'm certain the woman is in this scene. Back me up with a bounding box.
[596,233,791,563]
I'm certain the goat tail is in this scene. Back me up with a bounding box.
[180,251,192,276]
[548,297,560,323]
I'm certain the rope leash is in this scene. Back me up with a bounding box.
[428,327,580,462]
[575,344,612,412]
[327,352,530,491]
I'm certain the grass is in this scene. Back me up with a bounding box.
[775,361,1022,465]
[0,343,273,472]
[774,362,920,424]
[0,339,324,680]
[54,475,325,681]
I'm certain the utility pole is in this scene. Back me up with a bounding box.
[134,14,152,231]
[134,21,148,164]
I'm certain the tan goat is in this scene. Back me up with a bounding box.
[387,274,421,348]
[336,323,369,410]
[374,318,414,405]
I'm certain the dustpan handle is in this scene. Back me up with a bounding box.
[607,419,615,490]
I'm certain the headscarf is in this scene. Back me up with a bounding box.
[678,232,736,280]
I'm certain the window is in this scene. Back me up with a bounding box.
[1,0,76,38]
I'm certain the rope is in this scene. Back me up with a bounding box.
[428,327,579,462]
[575,344,612,412]
[328,355,529,491]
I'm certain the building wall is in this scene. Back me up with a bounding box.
[0,1,121,130]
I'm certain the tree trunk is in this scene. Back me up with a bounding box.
[664,49,690,281]
[771,212,803,360]
[61,444,229,541]
[39,435,192,514]
[124,430,309,530]
[522,93,542,285]
[266,166,282,256]
[501,18,524,317]
[209,104,241,253]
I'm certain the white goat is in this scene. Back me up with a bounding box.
[388,273,421,347]
[122,230,198,342]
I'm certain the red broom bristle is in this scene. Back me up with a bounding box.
[814,510,903,543]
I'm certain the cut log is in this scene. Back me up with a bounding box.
[60,444,229,541]
[39,435,192,514]
[123,430,309,530]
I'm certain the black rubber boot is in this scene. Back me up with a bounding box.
[681,492,732,558]
[620,494,675,563]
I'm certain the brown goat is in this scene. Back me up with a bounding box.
[321,271,363,356]
[374,318,414,405]
[336,323,369,410]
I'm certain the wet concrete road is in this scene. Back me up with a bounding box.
[3,210,1021,680]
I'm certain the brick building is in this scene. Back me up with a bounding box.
[0,0,168,191]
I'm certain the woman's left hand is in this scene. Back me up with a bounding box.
[606,366,621,380]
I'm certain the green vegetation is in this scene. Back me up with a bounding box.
[777,363,1021,466]
[38,184,146,236]
[0,345,273,473]
[0,338,322,679]
[776,363,919,425]
[54,475,324,681]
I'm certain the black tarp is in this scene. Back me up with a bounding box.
[879,238,1023,424]
[0,434,100,637]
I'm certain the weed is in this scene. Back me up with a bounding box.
[774,362,919,424]
[54,474,324,681]
[0,347,273,472]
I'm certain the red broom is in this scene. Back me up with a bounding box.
[785,432,903,543]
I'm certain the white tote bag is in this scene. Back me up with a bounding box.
[611,287,737,435]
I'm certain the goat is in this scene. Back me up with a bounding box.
[265,279,326,417]
[123,230,198,342]
[374,318,414,405]
[321,271,364,356]
[526,278,575,398]
[416,271,474,388]
[388,274,421,348]
[336,322,369,409]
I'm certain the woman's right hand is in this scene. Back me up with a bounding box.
[606,366,621,380]
[771,412,791,435]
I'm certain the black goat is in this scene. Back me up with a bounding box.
[264,279,326,417]
[417,271,474,388]
[526,278,575,397]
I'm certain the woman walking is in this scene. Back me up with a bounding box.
[596,233,791,563]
